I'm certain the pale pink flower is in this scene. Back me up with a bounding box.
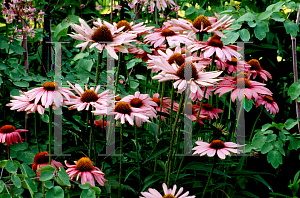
[255,95,279,115]
[196,103,223,120]
[23,82,74,108]
[114,20,153,34]
[152,93,177,121]
[183,102,209,126]
[65,157,107,187]
[0,125,27,146]
[68,18,136,59]
[140,183,195,198]
[246,59,272,81]
[65,82,108,111]
[216,57,251,74]
[192,140,244,159]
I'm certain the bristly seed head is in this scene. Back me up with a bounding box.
[34,151,50,165]
[117,20,132,31]
[227,57,238,66]
[161,28,176,37]
[163,194,175,198]
[202,103,214,111]
[80,90,99,103]
[237,78,251,88]
[168,53,185,66]
[115,96,122,101]
[208,38,223,48]
[76,157,94,172]
[130,98,143,108]
[176,62,198,80]
[247,59,262,71]
[192,15,212,30]
[210,140,225,150]
[43,82,57,91]
[0,125,15,133]
[152,97,160,106]
[91,25,113,42]
[115,101,132,114]
[264,95,274,103]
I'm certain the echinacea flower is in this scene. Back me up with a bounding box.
[255,95,279,115]
[23,82,74,108]
[192,140,244,159]
[216,57,251,74]
[0,125,27,146]
[247,59,272,81]
[140,183,195,198]
[32,151,64,177]
[65,82,108,111]
[197,103,223,120]
[183,102,209,126]
[65,157,107,186]
[152,93,177,121]
[115,20,153,34]
[68,18,136,59]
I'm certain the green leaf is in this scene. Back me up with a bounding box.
[10,142,28,151]
[130,81,139,89]
[254,21,269,41]
[77,59,93,72]
[57,167,71,186]
[237,12,256,22]
[0,40,8,49]
[46,186,64,198]
[44,181,54,189]
[287,136,300,150]
[252,134,267,149]
[14,81,29,87]
[266,133,276,142]
[37,165,56,172]
[271,13,285,22]
[79,183,91,189]
[91,186,101,194]
[262,123,272,131]
[20,163,36,178]
[17,151,35,164]
[11,174,21,188]
[0,180,5,193]
[6,160,18,173]
[40,113,49,123]
[261,142,273,154]
[248,21,256,27]
[239,29,250,42]
[24,177,38,198]
[267,150,282,169]
[285,118,298,130]
[222,31,239,44]
[124,167,138,182]
[143,139,169,163]
[10,42,25,54]
[284,22,299,37]
[39,170,54,181]
[183,162,231,178]
[81,189,96,198]
[185,6,198,16]
[244,99,253,112]
[258,11,272,20]
[275,140,285,156]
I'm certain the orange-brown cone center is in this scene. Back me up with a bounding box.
[152,97,160,106]
[34,151,50,165]
[81,89,98,103]
[43,82,57,91]
[176,62,198,80]
[202,104,214,111]
[91,25,113,42]
[76,157,94,172]
[235,72,249,80]
[210,140,225,149]
[264,95,274,103]
[237,78,251,88]
[192,15,212,30]
[163,194,175,198]
[115,101,132,114]
[115,96,122,101]
[161,28,176,37]
[168,53,185,66]
[227,57,238,66]
[0,125,15,133]
[247,59,262,71]
[208,39,223,48]
[117,20,132,31]
[130,98,143,108]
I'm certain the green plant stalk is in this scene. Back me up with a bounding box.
[88,111,92,159]
[165,93,184,185]
[201,155,217,198]
[210,53,216,71]
[228,100,244,142]
[95,52,102,85]
[118,124,124,198]
[219,94,227,124]
[91,113,96,165]
[154,81,166,172]
[135,125,141,189]
[249,107,263,141]
[228,91,232,120]
[194,87,208,128]
[115,52,122,95]
[42,181,45,198]
[34,112,40,152]
[169,81,175,136]
[48,105,53,165]
[174,156,184,183]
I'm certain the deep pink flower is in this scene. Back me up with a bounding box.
[216,57,251,74]
[255,95,279,115]
[152,93,177,121]
[247,59,272,81]
[140,183,195,198]
[192,140,244,159]
[65,157,107,187]
[195,103,223,120]
[0,125,27,146]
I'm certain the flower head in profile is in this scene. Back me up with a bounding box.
[247,59,272,81]
[23,82,74,108]
[32,151,64,177]
[192,140,244,159]
[65,157,107,186]
[115,20,153,34]
[216,56,251,74]
[255,95,279,115]
[140,183,195,198]
[197,103,223,120]
[0,125,27,146]
[152,93,177,121]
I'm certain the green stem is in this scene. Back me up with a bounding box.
[228,91,232,120]
[115,52,122,95]
[194,87,208,127]
[219,94,227,124]
[95,52,102,85]
[42,181,45,198]
[135,125,141,189]
[174,156,184,183]
[118,124,124,198]
[88,111,92,159]
[48,106,53,165]
[210,53,216,71]
[34,112,40,152]
[249,107,263,141]
[169,81,175,136]
[201,155,217,198]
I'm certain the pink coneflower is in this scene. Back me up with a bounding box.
[94,118,107,129]
[140,183,195,198]
[246,59,272,81]
[65,82,108,111]
[189,35,242,62]
[144,25,192,48]
[65,157,107,186]
[152,57,222,94]
[6,92,45,114]
[68,18,136,60]
[216,57,251,74]
[183,102,209,126]
[169,14,234,38]
[0,125,27,146]
[32,151,64,177]
[192,140,244,159]
[214,73,273,102]
[115,20,153,34]
[196,103,223,120]
[255,95,279,115]
[152,93,177,121]
[121,92,157,127]
[23,82,74,108]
